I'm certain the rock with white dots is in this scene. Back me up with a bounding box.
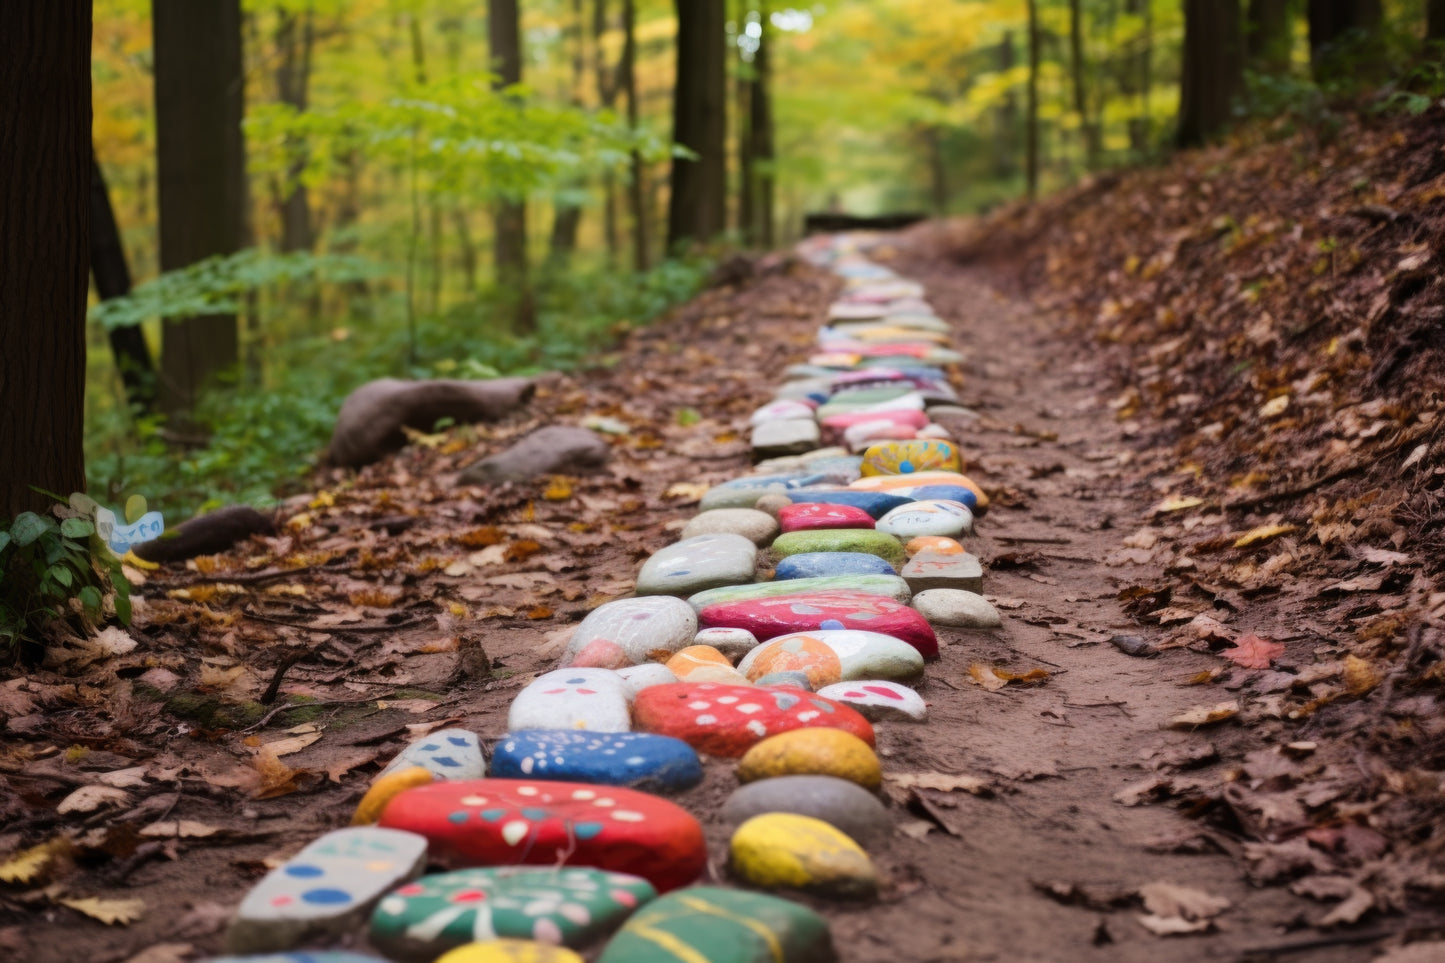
[632,683,874,758]
[508,669,631,733]
[490,730,703,793]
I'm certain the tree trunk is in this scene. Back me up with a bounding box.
[1177,0,1243,148]
[1246,0,1293,73]
[548,0,587,269]
[737,35,754,244]
[1430,0,1445,40]
[1069,0,1100,167]
[1308,0,1384,80]
[274,5,315,253]
[91,146,157,414]
[994,32,1017,180]
[623,0,649,270]
[153,0,247,418]
[752,7,776,249]
[489,0,535,333]
[667,0,728,249]
[1025,0,1040,200]
[0,4,91,516]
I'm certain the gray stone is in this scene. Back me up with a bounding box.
[636,534,758,597]
[693,626,760,661]
[680,508,779,546]
[459,425,611,484]
[722,775,891,847]
[901,552,983,594]
[876,500,974,539]
[924,404,980,422]
[912,588,1002,629]
[752,494,794,519]
[564,596,698,666]
[329,377,534,468]
[751,419,821,459]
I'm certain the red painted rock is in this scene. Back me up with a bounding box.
[820,409,930,432]
[633,683,875,758]
[698,591,938,659]
[378,779,706,893]
[777,503,876,533]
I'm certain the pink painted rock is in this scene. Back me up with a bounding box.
[820,409,930,432]
[777,503,876,533]
[697,591,938,659]
[377,779,706,893]
[633,683,875,758]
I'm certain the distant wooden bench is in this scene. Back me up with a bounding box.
[802,212,928,235]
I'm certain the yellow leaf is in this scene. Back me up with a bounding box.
[1259,395,1290,419]
[1343,655,1380,696]
[285,512,313,533]
[0,838,71,884]
[121,550,159,571]
[542,476,573,501]
[967,663,1049,692]
[663,482,710,501]
[308,491,336,510]
[57,896,146,925]
[1152,496,1205,515]
[1233,524,1298,548]
[400,426,447,449]
[447,601,467,617]
[1168,701,1240,728]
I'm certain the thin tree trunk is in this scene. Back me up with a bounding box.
[0,3,90,516]
[1026,0,1040,200]
[454,210,478,294]
[623,0,649,270]
[1178,0,1243,148]
[738,31,754,244]
[91,146,157,414]
[1308,0,1384,79]
[995,32,1017,180]
[1069,0,1100,168]
[275,5,315,254]
[668,0,728,249]
[1430,0,1445,40]
[548,0,587,268]
[490,0,534,334]
[752,5,776,248]
[1246,0,1293,73]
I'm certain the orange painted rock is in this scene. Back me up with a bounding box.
[743,636,842,689]
[633,683,875,758]
[906,536,965,557]
[665,645,751,685]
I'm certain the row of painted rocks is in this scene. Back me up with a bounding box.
[214,235,1010,962]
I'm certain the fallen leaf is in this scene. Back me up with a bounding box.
[140,820,220,839]
[542,476,573,501]
[1233,523,1298,548]
[1343,655,1380,695]
[261,730,322,757]
[884,771,992,800]
[1136,881,1230,936]
[97,767,149,789]
[504,540,542,563]
[1153,495,1205,515]
[374,699,439,714]
[0,838,72,884]
[1167,701,1240,729]
[1220,633,1285,669]
[57,785,131,815]
[57,896,146,925]
[967,663,1050,691]
[663,482,709,501]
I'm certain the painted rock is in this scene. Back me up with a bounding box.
[434,941,584,963]
[722,776,891,847]
[693,626,759,661]
[782,489,911,519]
[843,420,919,448]
[563,597,697,667]
[355,767,435,826]
[736,729,882,789]
[746,630,925,682]
[774,552,897,581]
[730,814,878,899]
[632,683,874,758]
[378,729,485,782]
[225,827,428,954]
[807,352,862,369]
[901,552,983,594]
[815,385,916,409]
[597,886,833,963]
[859,440,962,477]
[751,419,821,459]
[912,589,1002,629]
[665,646,752,686]
[771,530,905,565]
[876,500,974,539]
[851,470,988,508]
[698,592,937,658]
[814,392,925,422]
[925,404,980,422]
[697,474,809,512]
[614,663,679,701]
[369,867,655,960]
[209,955,387,963]
[777,503,875,533]
[742,636,842,689]
[755,671,813,690]
[378,779,707,893]
[897,484,980,512]
[815,681,927,722]
[819,409,929,432]
[508,669,631,733]
[904,536,964,557]
[687,575,910,612]
[490,731,703,793]
[679,508,779,546]
[749,399,816,425]
[636,534,758,597]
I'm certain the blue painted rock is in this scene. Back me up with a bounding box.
[859,440,962,477]
[777,502,875,533]
[899,484,979,512]
[490,730,703,793]
[774,552,897,580]
[816,681,927,722]
[698,592,937,658]
[851,470,989,515]
[377,779,707,893]
[563,597,696,667]
[635,534,758,597]
[369,866,656,959]
[508,669,631,733]
[378,729,485,782]
[632,683,874,758]
[225,827,428,953]
[901,552,983,594]
[722,775,891,846]
[876,500,974,539]
[771,529,905,565]
[686,575,911,612]
[739,630,925,681]
[751,420,821,459]
[782,489,911,519]
[596,886,833,963]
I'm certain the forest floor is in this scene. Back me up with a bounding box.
[3,105,1445,962]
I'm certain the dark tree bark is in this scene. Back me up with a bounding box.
[1307,0,1384,79]
[0,4,91,516]
[622,0,649,269]
[994,32,1017,180]
[1177,0,1243,148]
[1246,0,1293,73]
[91,146,157,414]
[153,0,247,417]
[1123,0,1153,154]
[547,0,587,268]
[1430,0,1445,40]
[489,0,535,333]
[274,5,315,253]
[667,0,728,249]
[751,6,776,248]
[1025,0,1041,200]
[1069,0,1100,167]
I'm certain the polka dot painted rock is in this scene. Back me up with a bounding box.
[729,814,878,899]
[369,867,656,959]
[679,508,779,546]
[692,626,759,661]
[901,551,983,594]
[224,827,428,954]
[354,767,435,826]
[632,683,874,758]
[614,664,678,701]
[697,591,938,658]
[635,534,758,598]
[490,731,703,793]
[435,941,584,963]
[777,502,876,533]
[773,551,898,581]
[562,597,696,667]
[736,729,882,789]
[596,886,833,963]
[782,489,912,518]
[507,669,631,733]
[742,635,842,688]
[816,681,927,722]
[746,630,925,681]
[859,439,962,477]
[905,536,964,557]
[377,779,707,893]
[378,729,486,782]
[876,500,974,539]
[686,574,911,612]
[723,775,891,847]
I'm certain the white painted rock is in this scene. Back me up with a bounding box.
[680,508,780,546]
[876,500,974,538]
[913,589,1002,629]
[377,728,485,782]
[844,420,919,448]
[751,419,821,458]
[636,534,758,597]
[901,552,983,594]
[816,681,927,722]
[616,663,679,701]
[750,399,816,425]
[694,626,760,662]
[508,669,632,732]
[225,827,428,953]
[737,629,924,682]
[563,596,698,667]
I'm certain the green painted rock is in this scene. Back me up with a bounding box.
[772,530,906,565]
[596,886,834,963]
[686,574,910,612]
[369,867,656,961]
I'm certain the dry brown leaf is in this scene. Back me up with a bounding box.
[97,767,150,789]
[140,820,220,839]
[57,896,146,925]
[663,482,709,501]
[1167,701,1240,729]
[57,785,131,814]
[885,771,992,799]
[261,730,322,757]
[1220,633,1285,669]
[1343,655,1380,695]
[455,526,506,548]
[1140,881,1231,920]
[542,476,573,501]
[504,540,543,563]
[123,943,194,963]
[374,699,439,714]
[967,663,1050,692]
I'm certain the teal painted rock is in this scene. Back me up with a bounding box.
[686,574,910,612]
[369,867,656,960]
[596,886,834,963]
[636,534,758,597]
[772,530,905,565]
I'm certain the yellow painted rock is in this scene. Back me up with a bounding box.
[744,636,843,689]
[850,470,989,511]
[906,535,965,557]
[729,813,878,898]
[737,728,882,790]
[435,940,585,963]
[352,766,434,825]
[849,326,950,345]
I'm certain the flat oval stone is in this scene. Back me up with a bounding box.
[782,489,911,518]
[563,597,697,667]
[679,508,779,546]
[435,941,584,963]
[597,886,833,963]
[378,779,707,893]
[369,866,656,959]
[820,409,929,432]
[905,536,964,557]
[490,731,703,793]
[723,775,891,846]
[697,474,810,512]
[665,646,751,685]
[902,552,983,594]
[897,484,980,512]
[850,471,989,512]
[693,626,759,660]
[632,683,874,758]
[736,729,881,789]
[912,589,1002,629]
[508,669,631,733]
[730,814,878,899]
[777,503,875,533]
[860,439,962,477]
[699,592,937,658]
[751,419,821,458]
[225,827,429,954]
[750,399,815,425]
[636,534,758,597]
[772,529,905,564]
[378,729,485,782]
[774,552,897,580]
[687,575,910,612]
[844,420,919,448]
[748,630,924,681]
[614,664,678,701]
[742,636,842,689]
[876,500,974,539]
[816,681,927,722]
